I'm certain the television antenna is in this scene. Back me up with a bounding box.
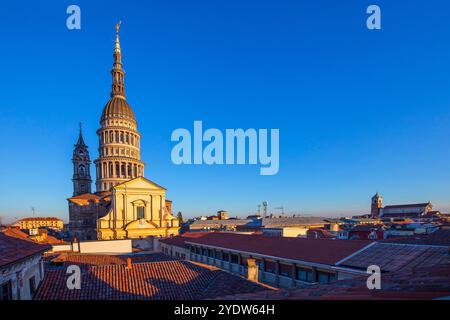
[262,201,268,218]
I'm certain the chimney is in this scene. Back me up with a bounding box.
[126,258,132,269]
[247,258,259,282]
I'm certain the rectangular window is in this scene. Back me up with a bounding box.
[264,260,276,274]
[137,207,145,220]
[29,276,36,298]
[0,281,12,300]
[317,271,336,283]
[279,263,292,277]
[230,254,239,264]
[296,267,313,282]
[207,249,214,258]
[214,251,222,260]
[222,252,230,261]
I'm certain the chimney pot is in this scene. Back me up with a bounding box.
[246,258,259,282]
[126,258,132,269]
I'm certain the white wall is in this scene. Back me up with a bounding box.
[78,239,132,254]
[0,254,44,300]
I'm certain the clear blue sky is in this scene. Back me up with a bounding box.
[1,0,450,223]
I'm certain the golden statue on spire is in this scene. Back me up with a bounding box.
[116,20,122,34]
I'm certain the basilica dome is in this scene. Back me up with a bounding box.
[101,96,136,123]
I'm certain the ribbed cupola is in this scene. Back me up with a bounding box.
[94,22,145,193]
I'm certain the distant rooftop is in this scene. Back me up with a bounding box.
[381,229,450,246]
[383,202,431,209]
[15,217,63,222]
[159,232,210,249]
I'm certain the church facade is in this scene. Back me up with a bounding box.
[68,23,179,240]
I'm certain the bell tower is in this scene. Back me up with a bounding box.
[72,124,92,196]
[371,192,382,218]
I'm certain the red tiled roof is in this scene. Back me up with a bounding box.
[0,233,50,268]
[381,229,450,246]
[36,260,272,300]
[16,217,63,222]
[68,193,102,205]
[306,228,337,239]
[2,227,30,240]
[42,235,67,245]
[383,203,431,209]
[160,232,210,248]
[69,193,100,200]
[46,253,176,269]
[337,242,449,272]
[186,233,372,265]
[219,262,450,300]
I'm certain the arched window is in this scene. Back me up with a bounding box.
[78,165,86,177]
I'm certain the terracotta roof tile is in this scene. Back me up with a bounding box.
[383,203,431,209]
[338,242,449,272]
[381,229,450,246]
[16,217,63,222]
[159,232,210,248]
[36,260,272,300]
[186,233,372,265]
[45,253,175,270]
[0,233,50,268]
[219,262,450,300]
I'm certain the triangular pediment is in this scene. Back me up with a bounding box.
[113,176,166,191]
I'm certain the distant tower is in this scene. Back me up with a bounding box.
[371,192,382,218]
[72,124,92,196]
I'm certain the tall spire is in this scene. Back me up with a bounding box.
[76,122,86,146]
[111,21,126,98]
